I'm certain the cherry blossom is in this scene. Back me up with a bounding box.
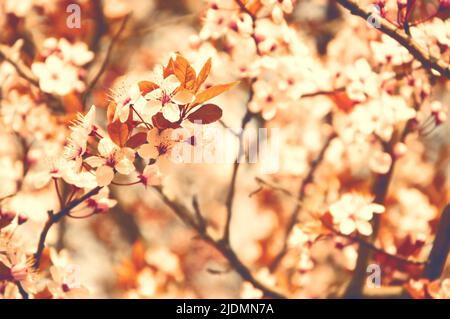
[329,193,385,236]
[85,137,136,187]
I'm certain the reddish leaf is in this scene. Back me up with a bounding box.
[329,91,356,113]
[34,287,53,299]
[107,120,130,147]
[152,112,181,130]
[187,104,222,124]
[0,260,10,280]
[125,132,148,148]
[132,241,146,270]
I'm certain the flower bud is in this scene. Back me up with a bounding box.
[18,214,28,225]
[11,264,28,282]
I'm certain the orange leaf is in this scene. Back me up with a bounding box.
[192,81,239,106]
[138,81,159,95]
[249,0,263,15]
[132,241,146,270]
[107,120,130,147]
[174,54,196,91]
[163,57,175,78]
[194,58,212,93]
[62,93,83,115]
[187,103,222,124]
[329,91,356,113]
[107,101,117,124]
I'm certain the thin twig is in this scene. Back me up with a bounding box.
[234,0,256,19]
[16,282,28,299]
[270,132,336,271]
[344,117,418,297]
[83,14,130,104]
[33,187,101,269]
[335,0,450,78]
[192,196,206,233]
[223,109,253,244]
[326,224,426,266]
[0,44,39,87]
[153,186,286,299]
[254,177,301,201]
[300,87,345,99]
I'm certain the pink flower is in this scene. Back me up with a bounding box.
[112,83,148,123]
[329,193,385,236]
[139,165,162,187]
[137,128,188,161]
[144,67,194,123]
[74,187,117,216]
[64,106,96,169]
[85,137,135,187]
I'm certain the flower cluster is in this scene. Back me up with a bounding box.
[61,54,235,189]
[197,0,324,120]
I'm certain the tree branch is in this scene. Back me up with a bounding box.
[344,119,418,297]
[0,44,39,87]
[33,186,101,269]
[335,0,450,79]
[223,108,253,244]
[83,14,130,105]
[153,186,286,299]
[270,132,336,271]
[325,224,426,267]
[423,203,450,280]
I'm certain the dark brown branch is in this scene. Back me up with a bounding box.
[222,1,264,243]
[270,132,335,271]
[335,0,450,79]
[344,145,395,297]
[16,282,28,299]
[326,224,426,267]
[423,204,450,280]
[153,186,286,299]
[300,87,345,99]
[253,177,301,201]
[344,116,420,297]
[192,196,206,233]
[33,187,101,269]
[223,109,254,244]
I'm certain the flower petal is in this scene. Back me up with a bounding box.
[162,103,180,122]
[339,219,356,235]
[96,166,114,187]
